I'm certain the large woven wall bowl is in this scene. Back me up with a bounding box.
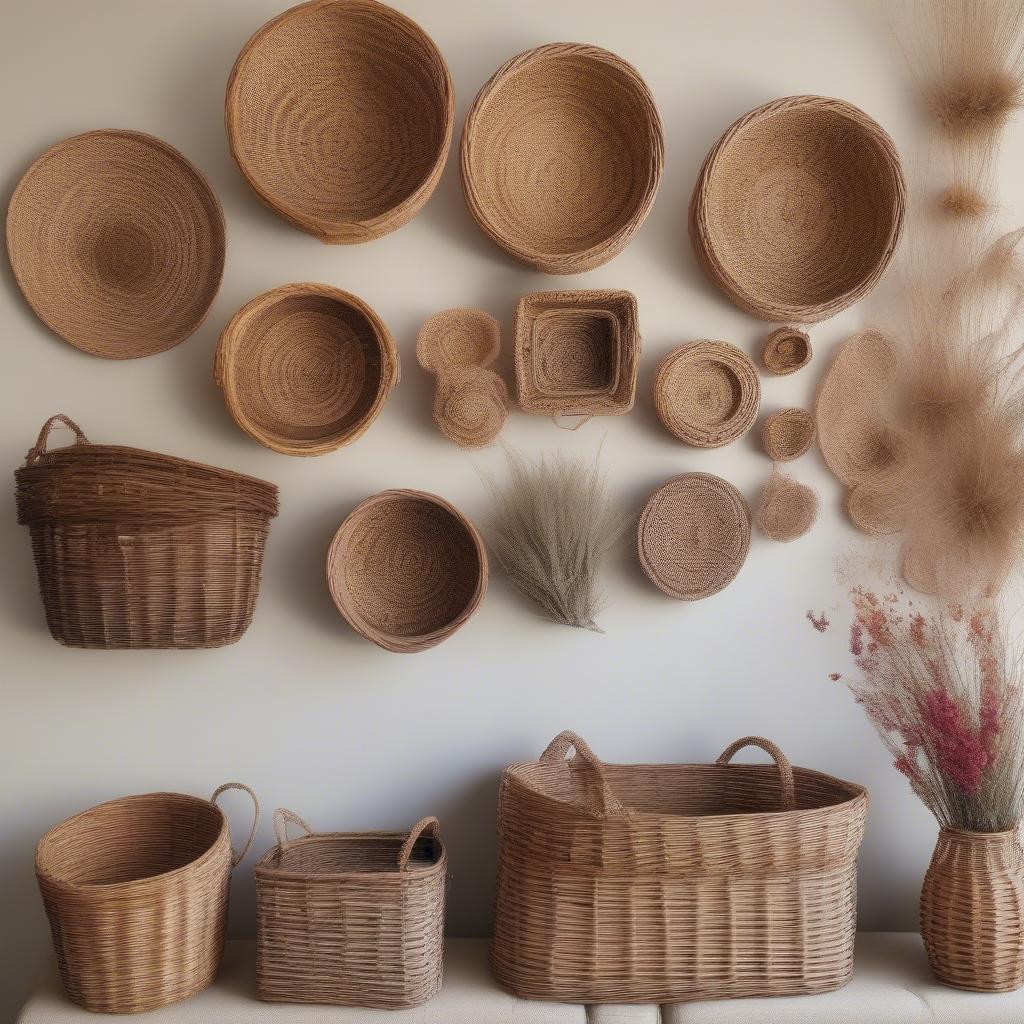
[690,96,906,323]
[216,283,399,456]
[6,130,225,358]
[461,43,664,274]
[327,490,487,653]
[226,0,453,244]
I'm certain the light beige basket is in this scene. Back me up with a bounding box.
[762,327,812,375]
[761,407,815,461]
[757,471,819,543]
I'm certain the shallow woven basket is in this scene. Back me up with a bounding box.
[416,308,501,374]
[15,415,278,649]
[461,44,664,273]
[216,283,399,456]
[757,472,819,543]
[256,810,446,1007]
[653,341,760,447]
[226,0,453,243]
[690,96,906,323]
[36,784,258,1014]
[327,489,487,653]
[492,730,868,1003]
[762,327,812,375]
[7,130,225,358]
[761,407,815,461]
[639,472,751,600]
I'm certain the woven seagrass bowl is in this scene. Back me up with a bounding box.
[226,0,453,244]
[690,96,906,323]
[762,327,812,375]
[461,43,664,273]
[761,408,815,462]
[216,283,399,456]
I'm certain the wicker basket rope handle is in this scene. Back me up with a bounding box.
[716,737,796,811]
[539,731,625,816]
[273,807,315,849]
[398,816,443,871]
[211,782,260,866]
[26,414,90,463]
[552,414,594,431]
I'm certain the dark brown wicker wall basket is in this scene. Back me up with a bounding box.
[461,44,665,273]
[216,283,399,456]
[6,130,225,358]
[35,783,258,1014]
[491,731,868,1003]
[15,415,278,649]
[327,489,487,653]
[690,95,906,323]
[226,0,453,244]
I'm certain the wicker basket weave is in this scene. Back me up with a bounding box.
[256,810,446,1007]
[492,731,868,1004]
[36,784,258,1014]
[761,407,815,461]
[762,327,812,375]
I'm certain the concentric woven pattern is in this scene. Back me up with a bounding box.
[653,340,760,447]
[638,472,751,600]
[433,366,509,448]
[690,95,906,323]
[757,472,819,543]
[6,130,225,358]
[216,283,399,456]
[35,785,258,1014]
[762,326,812,375]
[461,43,664,273]
[416,308,500,374]
[226,0,453,244]
[761,407,815,461]
[327,489,487,653]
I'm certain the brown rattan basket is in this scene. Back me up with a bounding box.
[491,731,868,1003]
[761,407,816,461]
[461,44,664,273]
[216,283,399,456]
[690,96,906,323]
[36,784,258,1014]
[327,489,487,653]
[7,130,225,358]
[762,326,812,375]
[15,415,278,649]
[226,0,453,243]
[256,810,446,1007]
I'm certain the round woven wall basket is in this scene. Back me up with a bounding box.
[7,130,225,358]
[761,408,815,461]
[461,43,664,273]
[216,283,399,456]
[762,327,812,375]
[653,341,760,448]
[327,489,487,653]
[690,95,906,323]
[226,0,453,244]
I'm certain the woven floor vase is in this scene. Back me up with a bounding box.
[920,827,1024,992]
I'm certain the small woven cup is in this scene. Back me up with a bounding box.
[762,327,812,375]
[761,408,815,461]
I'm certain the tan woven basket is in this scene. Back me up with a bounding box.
[7,130,225,358]
[36,783,258,1014]
[690,96,906,323]
[256,810,446,1007]
[757,471,819,543]
[762,327,812,375]
[327,489,487,653]
[216,283,399,456]
[226,0,453,243]
[491,731,868,1004]
[461,44,664,273]
[15,415,278,649]
[761,407,816,461]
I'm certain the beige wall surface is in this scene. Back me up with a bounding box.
[3,0,1021,1018]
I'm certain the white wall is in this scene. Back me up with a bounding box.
[3,0,1020,1018]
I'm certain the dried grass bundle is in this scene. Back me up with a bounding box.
[756,471,818,543]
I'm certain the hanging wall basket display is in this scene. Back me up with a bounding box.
[762,326,812,375]
[761,407,816,462]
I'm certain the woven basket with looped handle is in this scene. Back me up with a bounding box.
[762,327,812,375]
[492,730,868,1003]
[36,784,258,1014]
[690,95,906,323]
[761,407,816,461]
[461,44,664,273]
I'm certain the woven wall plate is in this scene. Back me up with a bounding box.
[761,408,815,461]
[327,489,487,653]
[461,43,664,273]
[653,341,760,447]
[6,130,225,359]
[416,309,500,374]
[690,95,906,323]
[216,283,399,456]
[638,473,751,601]
[762,327,812,375]
[226,0,453,244]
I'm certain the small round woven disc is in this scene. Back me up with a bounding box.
[638,472,751,600]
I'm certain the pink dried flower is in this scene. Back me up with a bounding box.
[829,672,842,682]
[850,622,864,657]
[920,689,989,796]
[806,610,830,632]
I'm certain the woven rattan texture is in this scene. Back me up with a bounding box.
[461,43,664,273]
[761,408,815,461]
[491,731,868,1003]
[690,95,906,323]
[15,416,278,649]
[762,327,812,375]
[216,283,399,456]
[7,130,225,358]
[226,0,453,243]
[35,785,258,1014]
[638,472,751,600]
[756,472,819,543]
[327,489,487,653]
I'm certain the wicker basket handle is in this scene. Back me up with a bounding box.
[211,782,260,866]
[26,414,90,462]
[716,737,796,811]
[539,731,625,816]
[552,413,594,431]
[273,807,314,849]
[398,816,443,870]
